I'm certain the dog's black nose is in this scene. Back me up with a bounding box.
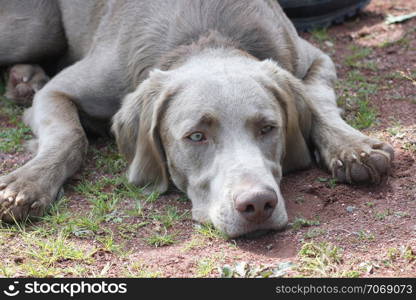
[234,190,277,223]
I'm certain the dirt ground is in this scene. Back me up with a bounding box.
[0,0,415,278]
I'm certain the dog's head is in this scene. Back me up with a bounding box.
[112,52,309,237]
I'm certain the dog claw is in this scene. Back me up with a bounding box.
[15,196,25,206]
[327,138,393,184]
[1,206,13,218]
[0,171,60,222]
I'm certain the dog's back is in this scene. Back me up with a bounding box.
[56,0,300,84]
[1,0,300,86]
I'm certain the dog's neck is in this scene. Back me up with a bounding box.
[157,30,256,72]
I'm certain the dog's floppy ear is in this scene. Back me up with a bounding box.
[260,59,312,172]
[112,69,174,193]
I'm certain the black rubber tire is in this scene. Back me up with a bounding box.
[278,0,371,31]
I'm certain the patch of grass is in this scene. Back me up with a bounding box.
[380,37,411,49]
[97,232,125,255]
[344,45,372,68]
[181,236,206,252]
[20,263,89,278]
[402,142,416,153]
[18,265,62,278]
[68,215,103,237]
[374,209,392,221]
[32,198,73,236]
[125,200,145,217]
[387,122,405,137]
[341,270,361,278]
[384,71,406,81]
[219,261,294,278]
[291,217,320,231]
[90,194,120,217]
[346,70,367,82]
[0,218,29,234]
[63,265,90,277]
[304,228,327,240]
[152,206,188,229]
[32,209,103,239]
[176,194,190,202]
[396,70,416,85]
[403,246,416,262]
[23,232,94,267]
[394,211,410,218]
[311,28,331,43]
[118,222,148,240]
[387,123,416,153]
[0,96,24,124]
[386,248,400,261]
[297,242,343,277]
[359,60,378,71]
[0,263,14,278]
[75,176,143,204]
[145,231,176,247]
[383,245,414,265]
[337,70,379,130]
[195,256,220,277]
[316,177,337,189]
[91,144,127,174]
[195,223,228,240]
[316,177,328,182]
[327,178,337,189]
[350,99,377,129]
[124,261,162,278]
[144,191,160,203]
[74,175,147,225]
[355,230,375,241]
[0,126,32,153]
[0,95,33,153]
[294,195,305,204]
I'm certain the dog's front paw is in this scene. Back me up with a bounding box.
[329,138,394,184]
[5,64,49,106]
[0,169,55,222]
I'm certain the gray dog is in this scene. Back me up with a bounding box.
[0,0,393,237]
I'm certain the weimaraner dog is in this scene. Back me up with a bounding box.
[0,0,393,237]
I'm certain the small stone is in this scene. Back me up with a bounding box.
[346,206,357,213]
[266,244,273,251]
[324,41,334,47]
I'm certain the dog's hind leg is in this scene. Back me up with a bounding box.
[0,1,65,105]
[299,39,394,184]
[4,64,50,106]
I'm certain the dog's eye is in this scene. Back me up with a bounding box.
[187,132,206,142]
[260,125,275,135]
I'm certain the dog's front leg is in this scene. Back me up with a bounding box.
[0,76,88,221]
[300,40,394,184]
